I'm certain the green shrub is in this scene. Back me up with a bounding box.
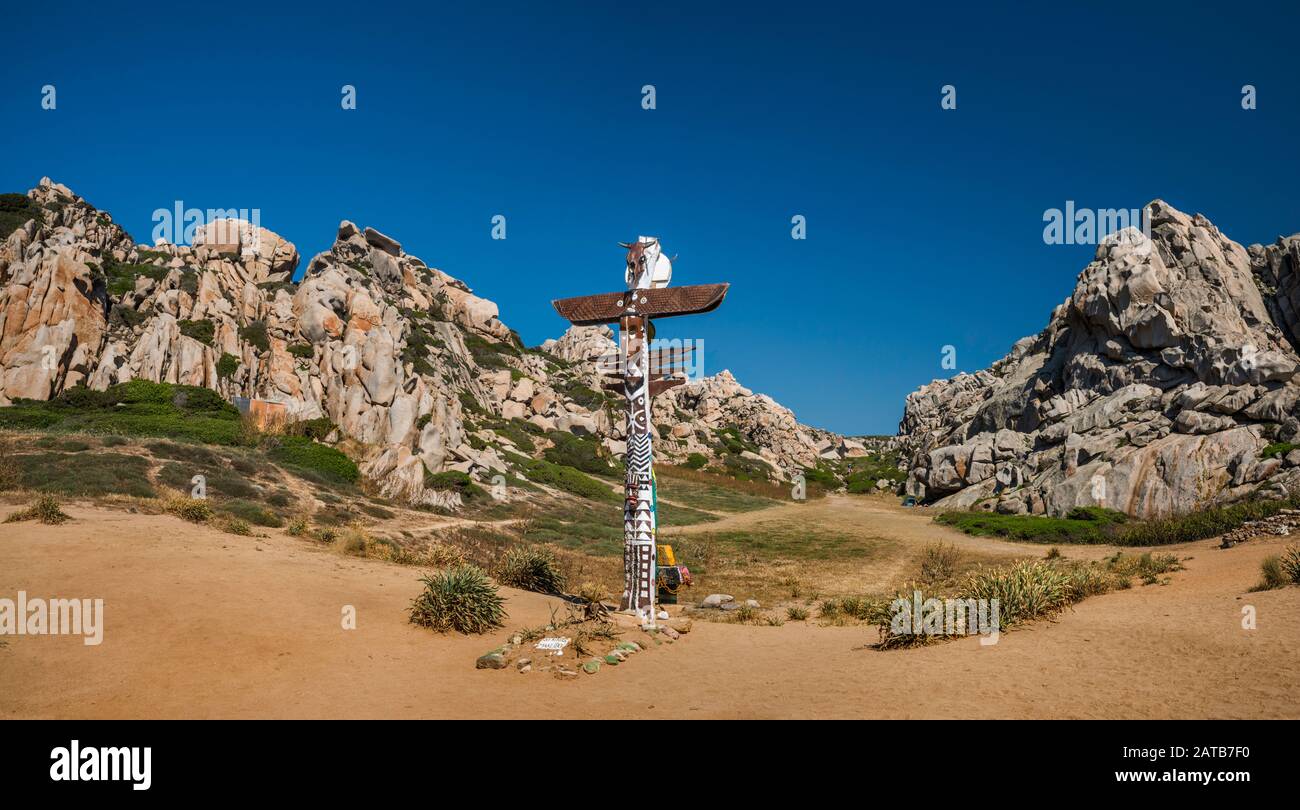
[0,192,43,239]
[424,468,485,499]
[110,304,145,328]
[801,465,840,489]
[315,526,340,544]
[843,450,908,492]
[409,565,506,634]
[11,381,244,445]
[555,379,605,409]
[917,542,960,584]
[170,385,235,415]
[217,353,239,380]
[543,432,615,476]
[715,451,773,482]
[1115,496,1299,546]
[401,324,439,376]
[484,419,536,452]
[220,499,283,527]
[268,436,358,484]
[462,332,518,369]
[149,440,222,465]
[1255,556,1289,591]
[715,425,758,455]
[47,384,110,409]
[685,452,708,470]
[786,606,810,621]
[961,559,1078,628]
[1262,442,1297,459]
[10,452,155,498]
[0,407,63,430]
[1065,506,1128,524]
[870,558,1125,648]
[1282,545,1300,585]
[102,259,168,297]
[937,511,1119,544]
[178,319,215,346]
[287,343,314,359]
[164,494,214,523]
[518,458,614,501]
[222,518,254,536]
[291,417,336,442]
[4,494,71,525]
[458,391,486,415]
[497,546,566,594]
[0,445,20,491]
[239,320,270,352]
[1105,551,1182,582]
[36,436,90,452]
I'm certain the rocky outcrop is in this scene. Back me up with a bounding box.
[654,370,841,472]
[0,178,838,506]
[899,200,1300,518]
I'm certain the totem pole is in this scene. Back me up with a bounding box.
[552,237,728,626]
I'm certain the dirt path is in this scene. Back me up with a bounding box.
[2,499,1296,719]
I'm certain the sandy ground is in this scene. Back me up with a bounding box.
[2,497,1297,719]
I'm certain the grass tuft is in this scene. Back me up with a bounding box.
[497,546,567,594]
[1252,556,1288,591]
[409,565,506,634]
[4,494,71,525]
[1282,545,1300,585]
[163,492,214,523]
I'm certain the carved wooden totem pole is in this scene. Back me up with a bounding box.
[552,237,728,626]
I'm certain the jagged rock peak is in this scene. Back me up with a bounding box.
[899,199,1300,518]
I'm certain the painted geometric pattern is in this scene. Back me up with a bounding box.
[620,396,657,613]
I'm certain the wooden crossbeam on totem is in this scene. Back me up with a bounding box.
[552,283,729,326]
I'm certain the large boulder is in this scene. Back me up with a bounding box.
[900,201,1300,517]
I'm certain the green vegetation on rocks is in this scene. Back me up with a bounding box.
[217,353,239,380]
[102,258,168,297]
[178,319,215,345]
[424,468,485,499]
[0,192,43,238]
[238,320,270,352]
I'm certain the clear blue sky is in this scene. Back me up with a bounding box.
[4,1,1299,435]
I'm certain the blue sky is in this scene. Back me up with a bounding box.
[4,1,1299,434]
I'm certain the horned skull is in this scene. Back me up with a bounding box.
[620,237,661,289]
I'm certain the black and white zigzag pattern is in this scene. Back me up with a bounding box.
[626,432,653,471]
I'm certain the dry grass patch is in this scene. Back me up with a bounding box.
[161,489,214,523]
[4,494,71,525]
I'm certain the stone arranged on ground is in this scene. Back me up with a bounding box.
[1219,509,1300,547]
